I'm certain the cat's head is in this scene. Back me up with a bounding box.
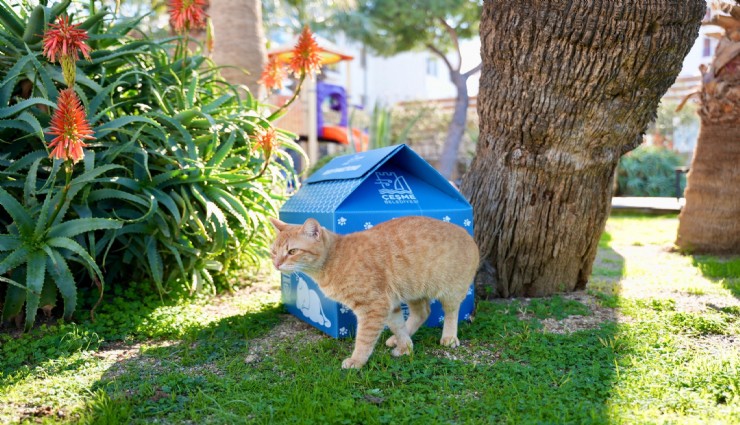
[269,218,327,273]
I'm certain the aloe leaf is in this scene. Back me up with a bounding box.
[23,157,42,207]
[46,249,77,320]
[0,187,33,233]
[146,235,163,289]
[87,188,151,207]
[39,279,58,311]
[147,188,180,225]
[50,164,125,226]
[204,186,248,229]
[4,150,47,173]
[201,94,234,114]
[206,131,236,168]
[47,237,104,282]
[0,275,25,291]
[0,54,34,105]
[95,116,158,138]
[2,282,26,324]
[0,3,25,36]
[24,250,46,331]
[48,218,122,239]
[0,234,21,251]
[16,111,44,141]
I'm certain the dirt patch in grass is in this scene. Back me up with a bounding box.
[427,342,502,366]
[516,291,627,334]
[244,314,326,364]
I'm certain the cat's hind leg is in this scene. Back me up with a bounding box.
[342,307,386,369]
[385,299,430,348]
[439,298,462,348]
[386,306,412,357]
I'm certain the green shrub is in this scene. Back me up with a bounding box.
[616,145,685,197]
[0,1,301,330]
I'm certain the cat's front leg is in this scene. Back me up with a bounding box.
[341,309,386,369]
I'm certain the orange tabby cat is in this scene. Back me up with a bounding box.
[270,216,479,369]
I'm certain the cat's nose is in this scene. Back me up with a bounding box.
[273,259,282,270]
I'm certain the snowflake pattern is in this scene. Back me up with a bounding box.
[464,219,472,227]
[442,215,451,222]
[364,222,373,230]
[337,217,347,226]
[339,327,348,336]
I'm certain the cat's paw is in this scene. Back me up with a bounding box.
[385,335,398,348]
[341,358,366,369]
[391,340,413,357]
[439,336,460,348]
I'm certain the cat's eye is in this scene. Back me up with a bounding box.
[287,248,298,255]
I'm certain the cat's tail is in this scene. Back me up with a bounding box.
[323,318,332,328]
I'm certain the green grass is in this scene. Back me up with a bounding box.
[1,214,739,424]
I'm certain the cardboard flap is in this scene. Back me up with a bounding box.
[304,145,402,183]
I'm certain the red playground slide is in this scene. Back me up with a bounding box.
[321,125,369,152]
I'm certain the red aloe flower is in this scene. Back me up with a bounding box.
[42,15,92,63]
[47,89,95,164]
[289,26,322,77]
[259,56,288,92]
[253,126,279,156]
[168,0,208,33]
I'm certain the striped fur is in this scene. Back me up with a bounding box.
[270,216,479,369]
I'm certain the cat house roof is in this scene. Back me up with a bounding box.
[280,144,471,216]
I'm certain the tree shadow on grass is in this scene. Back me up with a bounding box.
[0,282,282,391]
[74,236,629,424]
[690,255,740,299]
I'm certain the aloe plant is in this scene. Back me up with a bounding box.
[1,0,302,330]
[0,163,122,331]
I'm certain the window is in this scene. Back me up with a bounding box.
[426,58,438,77]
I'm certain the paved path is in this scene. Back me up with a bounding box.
[611,197,685,214]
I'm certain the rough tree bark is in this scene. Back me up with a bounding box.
[461,0,705,298]
[677,3,740,254]
[209,0,266,98]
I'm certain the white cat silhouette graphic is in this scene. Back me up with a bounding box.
[296,277,331,327]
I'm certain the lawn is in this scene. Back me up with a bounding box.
[1,214,739,424]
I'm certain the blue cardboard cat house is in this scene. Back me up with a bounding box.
[278,144,475,338]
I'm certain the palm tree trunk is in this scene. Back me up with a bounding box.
[677,8,740,254]
[209,0,266,98]
[461,0,705,298]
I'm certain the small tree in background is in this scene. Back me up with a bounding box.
[331,0,482,179]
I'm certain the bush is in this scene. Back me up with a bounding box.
[616,145,685,197]
[0,1,300,330]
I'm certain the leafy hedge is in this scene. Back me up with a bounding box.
[0,1,301,330]
[616,145,685,197]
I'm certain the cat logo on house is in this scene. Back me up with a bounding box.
[374,172,418,204]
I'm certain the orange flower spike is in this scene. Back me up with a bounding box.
[42,15,92,63]
[253,126,279,157]
[168,0,208,33]
[47,89,95,164]
[289,26,322,77]
[259,56,288,92]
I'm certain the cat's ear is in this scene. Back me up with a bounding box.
[302,218,322,240]
[269,217,288,232]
